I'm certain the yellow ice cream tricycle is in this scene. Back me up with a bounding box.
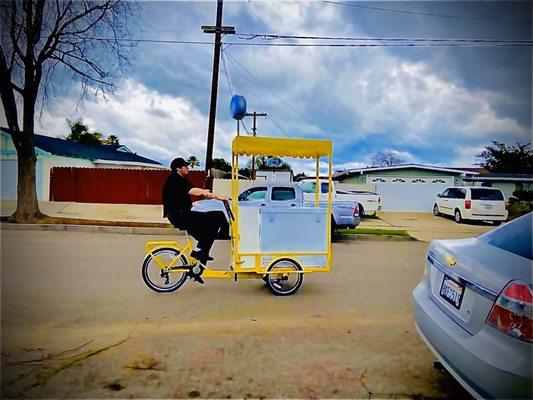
[141,135,333,296]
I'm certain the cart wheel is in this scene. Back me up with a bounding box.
[265,259,303,296]
[142,247,188,293]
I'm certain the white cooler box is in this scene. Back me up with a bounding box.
[238,206,328,269]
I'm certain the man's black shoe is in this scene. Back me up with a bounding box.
[190,250,214,262]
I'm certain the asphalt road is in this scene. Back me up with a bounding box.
[1,230,471,399]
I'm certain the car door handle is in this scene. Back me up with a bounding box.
[290,203,296,207]
[260,203,266,207]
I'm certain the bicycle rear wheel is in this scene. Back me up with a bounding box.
[265,258,303,296]
[142,247,189,293]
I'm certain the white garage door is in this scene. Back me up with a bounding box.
[370,176,454,212]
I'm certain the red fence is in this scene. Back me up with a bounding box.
[49,167,206,204]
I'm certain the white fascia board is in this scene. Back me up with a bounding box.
[464,176,533,182]
[344,164,479,175]
[93,159,167,169]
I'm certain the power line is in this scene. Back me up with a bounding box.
[230,41,531,47]
[26,35,531,47]
[220,51,234,96]
[240,119,252,135]
[323,0,531,25]
[237,33,532,44]
[223,47,289,136]
[223,48,289,136]
[224,51,318,130]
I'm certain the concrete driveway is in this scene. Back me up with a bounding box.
[361,212,495,242]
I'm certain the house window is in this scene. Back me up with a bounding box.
[371,178,386,183]
[431,179,446,184]
[392,178,406,183]
[411,178,426,184]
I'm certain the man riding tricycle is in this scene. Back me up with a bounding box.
[141,135,333,296]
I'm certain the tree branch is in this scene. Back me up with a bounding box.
[56,1,114,36]
[55,48,107,79]
[11,82,23,94]
[50,54,113,87]
[0,46,20,133]
[36,0,72,65]
[9,0,25,62]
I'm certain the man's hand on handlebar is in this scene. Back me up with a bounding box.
[189,187,230,202]
[204,191,230,202]
[213,194,231,202]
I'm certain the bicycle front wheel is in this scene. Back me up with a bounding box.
[141,247,189,293]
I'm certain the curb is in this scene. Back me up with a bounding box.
[2,224,417,241]
[0,223,182,236]
[336,233,417,242]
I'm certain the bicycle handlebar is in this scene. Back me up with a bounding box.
[221,199,235,221]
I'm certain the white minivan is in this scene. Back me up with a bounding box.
[433,186,508,224]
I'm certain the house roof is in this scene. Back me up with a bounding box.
[333,163,480,179]
[1,128,163,167]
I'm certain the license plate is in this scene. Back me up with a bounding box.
[440,275,465,309]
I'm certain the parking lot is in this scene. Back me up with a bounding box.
[1,230,471,398]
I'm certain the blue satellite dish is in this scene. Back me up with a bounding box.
[230,95,247,120]
[265,157,284,168]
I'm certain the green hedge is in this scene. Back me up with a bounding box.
[513,189,533,202]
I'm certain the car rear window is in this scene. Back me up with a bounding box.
[477,213,532,260]
[470,188,504,201]
[272,187,296,201]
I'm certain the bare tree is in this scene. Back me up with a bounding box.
[371,151,404,167]
[1,0,137,222]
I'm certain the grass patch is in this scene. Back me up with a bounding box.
[338,228,410,236]
[361,213,381,220]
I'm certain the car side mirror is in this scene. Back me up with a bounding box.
[437,193,442,198]
[238,194,245,201]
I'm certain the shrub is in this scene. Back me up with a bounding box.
[512,189,533,202]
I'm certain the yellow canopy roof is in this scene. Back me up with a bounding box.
[232,135,332,158]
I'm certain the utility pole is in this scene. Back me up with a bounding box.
[244,111,267,180]
[202,0,235,190]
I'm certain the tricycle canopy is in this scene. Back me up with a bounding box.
[232,135,332,159]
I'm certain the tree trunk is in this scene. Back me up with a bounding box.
[10,82,45,222]
[11,148,44,222]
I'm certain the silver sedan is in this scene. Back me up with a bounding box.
[413,213,532,399]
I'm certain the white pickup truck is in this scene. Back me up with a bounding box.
[191,182,360,238]
[297,178,381,216]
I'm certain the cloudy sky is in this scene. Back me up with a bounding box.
[4,1,531,173]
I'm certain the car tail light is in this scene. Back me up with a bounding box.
[465,200,471,209]
[486,281,532,342]
[378,197,381,203]
[353,203,359,216]
[505,201,509,210]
